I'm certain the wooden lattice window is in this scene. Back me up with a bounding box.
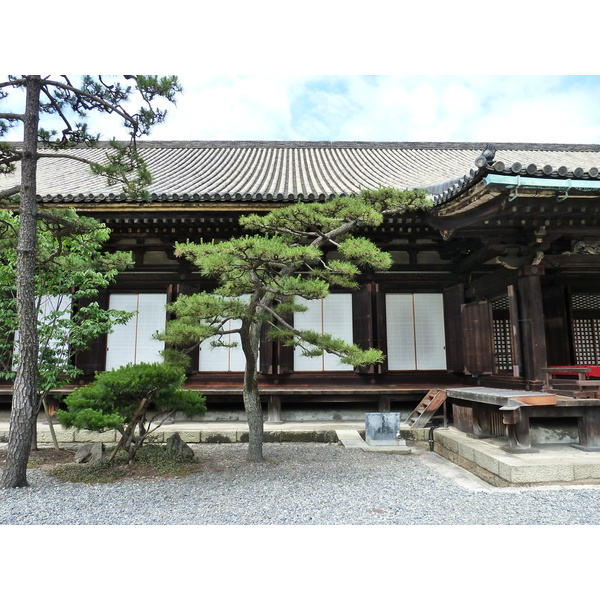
[492,297,512,372]
[571,294,600,364]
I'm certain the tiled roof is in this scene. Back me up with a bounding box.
[3,141,600,205]
[429,143,600,205]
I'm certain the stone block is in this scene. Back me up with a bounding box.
[37,429,74,443]
[457,440,476,462]
[314,431,338,443]
[472,447,500,475]
[263,431,283,442]
[400,426,429,442]
[280,431,312,443]
[436,430,459,454]
[202,431,237,443]
[173,431,200,444]
[73,429,116,443]
[573,463,600,481]
[505,463,575,485]
[497,461,516,484]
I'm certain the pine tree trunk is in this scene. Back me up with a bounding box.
[241,320,264,462]
[0,76,41,488]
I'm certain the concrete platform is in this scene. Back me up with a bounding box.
[434,426,600,487]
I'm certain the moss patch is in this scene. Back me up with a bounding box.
[204,433,235,444]
[49,445,202,484]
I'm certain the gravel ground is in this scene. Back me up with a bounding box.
[2,442,600,525]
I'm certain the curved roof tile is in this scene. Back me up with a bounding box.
[3,141,600,204]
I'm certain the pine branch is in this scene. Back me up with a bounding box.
[0,186,20,200]
[0,112,24,121]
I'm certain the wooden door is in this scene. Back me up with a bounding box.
[462,300,494,376]
[443,284,465,373]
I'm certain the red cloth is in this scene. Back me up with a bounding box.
[548,365,600,378]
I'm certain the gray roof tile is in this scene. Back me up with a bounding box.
[3,141,600,204]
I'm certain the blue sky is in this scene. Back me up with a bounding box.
[3,75,600,145]
[148,75,600,144]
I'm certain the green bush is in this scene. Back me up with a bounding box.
[57,363,206,462]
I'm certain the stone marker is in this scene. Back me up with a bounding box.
[75,442,104,464]
[365,413,405,446]
[166,432,195,459]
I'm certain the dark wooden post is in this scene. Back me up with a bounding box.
[375,284,388,375]
[518,266,547,388]
[471,404,495,438]
[574,407,600,451]
[507,285,523,378]
[378,396,391,412]
[352,283,375,374]
[502,407,536,452]
[471,404,488,437]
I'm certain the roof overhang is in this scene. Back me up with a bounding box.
[483,174,600,201]
[428,173,600,238]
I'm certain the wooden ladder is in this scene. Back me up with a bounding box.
[403,389,447,428]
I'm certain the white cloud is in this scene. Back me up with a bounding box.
[151,76,297,141]
[286,75,600,144]
[3,75,600,144]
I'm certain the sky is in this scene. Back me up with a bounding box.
[121,75,600,144]
[3,75,600,146]
[4,1,600,147]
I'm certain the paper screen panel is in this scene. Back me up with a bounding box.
[413,293,446,370]
[385,294,416,370]
[293,298,323,371]
[322,294,353,371]
[199,318,245,371]
[134,294,166,364]
[105,294,166,369]
[198,295,248,371]
[294,295,353,371]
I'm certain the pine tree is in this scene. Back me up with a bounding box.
[0,75,181,487]
[160,188,432,462]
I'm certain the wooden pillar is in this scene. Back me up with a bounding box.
[574,407,600,451]
[378,396,391,412]
[73,289,109,376]
[518,266,547,387]
[471,404,493,438]
[353,283,375,374]
[462,301,494,376]
[507,285,523,378]
[542,281,571,366]
[377,396,392,412]
[502,407,537,453]
[267,395,282,423]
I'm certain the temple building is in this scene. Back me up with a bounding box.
[3,140,600,431]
